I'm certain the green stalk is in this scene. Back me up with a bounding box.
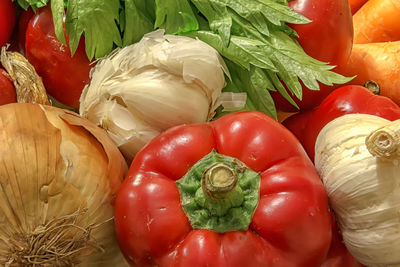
[176,150,260,233]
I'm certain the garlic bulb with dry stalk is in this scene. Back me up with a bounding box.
[0,103,128,266]
[315,113,400,267]
[79,30,241,162]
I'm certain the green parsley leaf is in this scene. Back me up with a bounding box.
[15,0,353,116]
[181,0,351,113]
[185,28,352,110]
[184,31,276,71]
[16,0,48,11]
[247,67,278,119]
[215,61,278,120]
[154,0,199,34]
[51,0,66,45]
[190,0,232,45]
[191,0,308,42]
[64,0,122,60]
[121,0,154,46]
[267,31,352,96]
[229,8,298,39]
[225,0,310,32]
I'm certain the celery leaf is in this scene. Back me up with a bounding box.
[51,0,66,45]
[186,29,352,109]
[64,0,122,60]
[216,61,277,120]
[16,0,49,10]
[121,0,154,46]
[15,0,353,115]
[154,0,199,34]
[190,0,232,45]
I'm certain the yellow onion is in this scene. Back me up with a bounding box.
[0,103,128,266]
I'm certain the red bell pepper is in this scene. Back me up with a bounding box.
[284,85,400,162]
[283,85,383,267]
[114,111,332,267]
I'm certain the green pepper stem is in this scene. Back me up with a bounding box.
[176,150,260,233]
[203,162,238,199]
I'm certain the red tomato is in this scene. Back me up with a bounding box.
[25,6,93,109]
[271,0,353,112]
[283,85,400,161]
[17,8,35,54]
[0,0,16,48]
[0,68,16,105]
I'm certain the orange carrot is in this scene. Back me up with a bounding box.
[353,0,400,43]
[339,41,400,105]
[349,0,369,14]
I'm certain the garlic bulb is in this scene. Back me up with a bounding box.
[0,103,128,266]
[79,30,231,161]
[315,113,400,267]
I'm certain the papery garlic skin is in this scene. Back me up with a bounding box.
[315,114,400,267]
[79,30,230,161]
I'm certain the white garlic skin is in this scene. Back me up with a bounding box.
[315,114,400,267]
[79,30,229,162]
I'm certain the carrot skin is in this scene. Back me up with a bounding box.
[349,0,369,14]
[353,0,400,43]
[339,41,400,105]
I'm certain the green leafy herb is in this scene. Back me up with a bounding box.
[50,0,66,45]
[16,0,49,11]
[154,0,199,34]
[121,0,154,46]
[48,0,122,60]
[190,0,232,45]
[216,61,277,120]
[15,0,353,118]
[185,29,351,117]
[65,0,122,59]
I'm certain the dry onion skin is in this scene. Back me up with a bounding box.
[0,103,128,266]
[315,114,400,267]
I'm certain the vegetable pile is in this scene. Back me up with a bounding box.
[271,0,354,111]
[115,111,332,266]
[339,0,400,105]
[19,0,351,118]
[79,30,231,161]
[315,114,400,267]
[24,5,93,109]
[1,0,400,266]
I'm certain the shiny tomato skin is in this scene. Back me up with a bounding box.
[25,6,92,109]
[0,68,16,105]
[115,111,332,267]
[0,0,16,48]
[17,8,35,54]
[271,0,353,112]
[283,85,400,161]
